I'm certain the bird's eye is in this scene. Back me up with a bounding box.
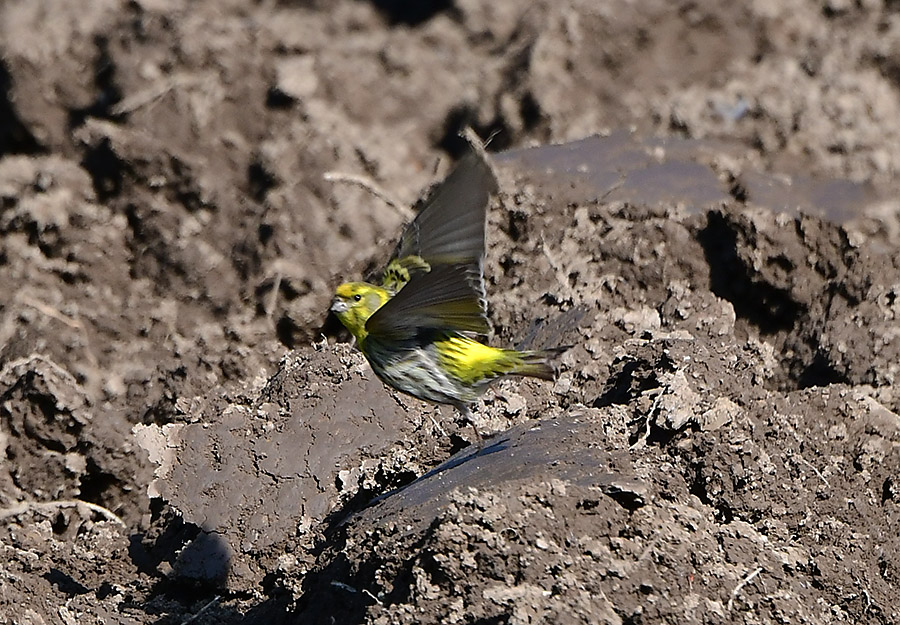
[353,294,362,302]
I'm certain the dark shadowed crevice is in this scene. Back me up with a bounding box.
[44,569,91,596]
[686,463,734,524]
[436,104,521,157]
[592,359,646,408]
[437,105,489,157]
[291,520,445,623]
[697,210,852,392]
[67,35,124,131]
[276,316,302,349]
[290,551,371,623]
[368,0,454,26]
[697,210,803,334]
[726,173,749,203]
[80,136,128,201]
[128,506,199,578]
[231,237,263,281]
[248,160,277,203]
[318,310,352,346]
[78,459,122,512]
[593,352,676,408]
[795,346,847,389]
[519,90,544,132]
[265,85,296,109]
[0,61,43,156]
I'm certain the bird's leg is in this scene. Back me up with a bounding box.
[457,404,483,451]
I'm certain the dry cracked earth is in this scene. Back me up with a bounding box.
[1,1,900,624]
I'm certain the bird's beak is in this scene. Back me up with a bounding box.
[330,298,348,314]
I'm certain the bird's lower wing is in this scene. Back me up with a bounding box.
[366,264,490,341]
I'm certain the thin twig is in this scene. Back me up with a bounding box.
[362,588,383,606]
[0,499,126,527]
[20,295,82,329]
[323,171,412,220]
[330,581,358,593]
[0,353,76,384]
[19,295,99,368]
[428,410,447,437]
[631,386,665,450]
[180,596,221,625]
[111,74,207,115]
[461,126,491,154]
[599,174,627,202]
[727,567,763,611]
[794,452,830,487]
[266,271,283,322]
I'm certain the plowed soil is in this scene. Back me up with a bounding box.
[1,1,899,624]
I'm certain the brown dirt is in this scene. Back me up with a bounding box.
[1,1,899,623]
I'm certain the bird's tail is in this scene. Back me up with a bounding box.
[513,346,570,381]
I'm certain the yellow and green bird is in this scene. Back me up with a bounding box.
[330,148,561,436]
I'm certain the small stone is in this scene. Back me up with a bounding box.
[700,397,741,431]
[274,56,319,101]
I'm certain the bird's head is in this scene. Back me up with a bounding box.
[330,282,389,343]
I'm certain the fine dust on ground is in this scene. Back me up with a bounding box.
[1,1,899,624]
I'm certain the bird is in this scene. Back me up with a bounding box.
[330,146,563,442]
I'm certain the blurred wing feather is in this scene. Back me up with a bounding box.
[393,150,497,267]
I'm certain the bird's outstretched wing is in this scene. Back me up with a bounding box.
[381,148,497,296]
[393,149,497,265]
[367,264,490,341]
